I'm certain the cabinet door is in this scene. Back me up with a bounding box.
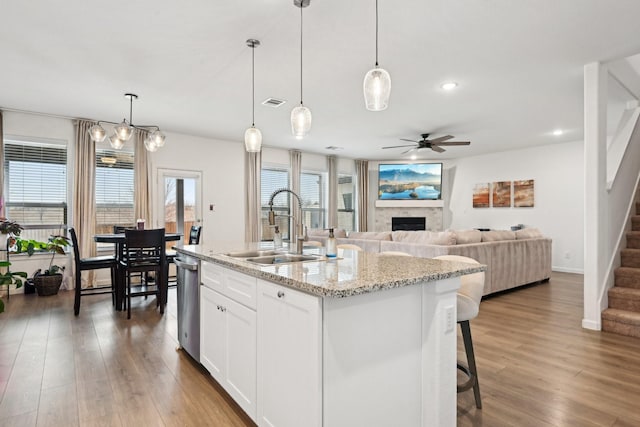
[257,280,322,427]
[200,285,226,380]
[224,297,257,420]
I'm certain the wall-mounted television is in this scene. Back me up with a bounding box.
[378,163,442,200]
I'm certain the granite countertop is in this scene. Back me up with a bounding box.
[174,241,486,298]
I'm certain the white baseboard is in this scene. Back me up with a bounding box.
[582,318,601,330]
[552,266,584,274]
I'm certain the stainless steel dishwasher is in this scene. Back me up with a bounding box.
[175,254,200,362]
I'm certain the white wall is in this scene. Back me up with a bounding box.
[148,132,245,244]
[446,140,584,273]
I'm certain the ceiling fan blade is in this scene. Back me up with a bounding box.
[382,144,417,149]
[428,135,454,144]
[431,145,446,153]
[435,141,470,146]
[399,138,419,143]
[401,147,417,154]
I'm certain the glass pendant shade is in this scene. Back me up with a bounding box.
[363,66,391,111]
[115,120,133,141]
[291,104,312,139]
[144,137,159,152]
[149,130,166,147]
[89,124,106,142]
[108,134,125,150]
[244,126,262,152]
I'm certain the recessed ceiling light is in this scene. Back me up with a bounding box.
[441,82,458,91]
[553,129,563,136]
[410,154,417,160]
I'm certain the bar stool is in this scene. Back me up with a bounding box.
[434,254,484,409]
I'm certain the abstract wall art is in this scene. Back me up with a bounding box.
[472,183,490,208]
[514,179,535,207]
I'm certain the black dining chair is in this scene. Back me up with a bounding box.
[120,228,167,319]
[71,227,118,316]
[166,225,202,287]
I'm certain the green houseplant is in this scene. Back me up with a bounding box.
[14,234,70,296]
[0,218,27,313]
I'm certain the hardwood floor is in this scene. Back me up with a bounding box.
[1,272,639,426]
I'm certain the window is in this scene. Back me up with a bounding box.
[261,167,289,241]
[300,172,325,230]
[260,168,326,241]
[3,138,68,241]
[337,174,355,232]
[95,149,134,234]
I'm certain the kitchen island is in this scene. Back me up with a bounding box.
[174,242,485,427]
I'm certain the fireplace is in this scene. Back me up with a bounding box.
[391,217,426,231]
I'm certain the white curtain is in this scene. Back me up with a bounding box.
[244,150,262,242]
[355,159,369,232]
[327,155,337,228]
[0,111,4,218]
[134,129,151,225]
[289,150,302,239]
[72,120,97,288]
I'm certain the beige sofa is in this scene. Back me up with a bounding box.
[308,228,552,296]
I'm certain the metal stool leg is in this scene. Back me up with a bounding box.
[459,320,482,409]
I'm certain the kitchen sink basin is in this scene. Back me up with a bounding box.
[245,254,324,265]
[224,249,281,258]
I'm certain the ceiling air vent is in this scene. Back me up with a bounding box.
[262,98,286,108]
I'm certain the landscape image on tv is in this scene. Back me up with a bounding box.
[378,163,442,200]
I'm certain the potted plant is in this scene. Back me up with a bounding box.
[14,234,70,296]
[0,217,27,313]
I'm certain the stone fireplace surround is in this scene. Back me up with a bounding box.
[374,206,443,232]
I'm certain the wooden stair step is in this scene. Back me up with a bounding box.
[607,286,640,311]
[626,231,640,249]
[620,248,640,268]
[632,216,640,231]
[614,267,640,289]
[637,201,640,215]
[602,308,640,338]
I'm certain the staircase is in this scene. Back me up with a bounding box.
[602,203,640,337]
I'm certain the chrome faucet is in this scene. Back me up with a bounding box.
[268,188,308,254]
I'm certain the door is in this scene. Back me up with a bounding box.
[200,286,225,379]
[158,168,202,247]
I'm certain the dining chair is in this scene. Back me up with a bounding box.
[167,225,202,287]
[120,228,167,319]
[113,225,144,285]
[71,227,118,316]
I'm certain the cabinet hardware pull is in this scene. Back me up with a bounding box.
[277,291,285,298]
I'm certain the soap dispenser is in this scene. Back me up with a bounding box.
[326,227,337,258]
[273,225,283,249]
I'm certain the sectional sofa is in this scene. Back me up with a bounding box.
[307,228,552,296]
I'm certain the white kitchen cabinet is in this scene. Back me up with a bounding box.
[257,279,322,427]
[200,269,257,421]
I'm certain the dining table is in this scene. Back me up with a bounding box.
[94,232,182,311]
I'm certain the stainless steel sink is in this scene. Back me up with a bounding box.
[224,249,281,258]
[245,254,323,265]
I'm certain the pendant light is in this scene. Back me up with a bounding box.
[363,0,391,111]
[291,0,312,139]
[244,39,262,152]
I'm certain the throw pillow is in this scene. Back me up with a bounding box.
[452,229,482,244]
[481,230,516,242]
[515,228,543,239]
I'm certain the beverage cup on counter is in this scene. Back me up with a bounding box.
[136,219,145,230]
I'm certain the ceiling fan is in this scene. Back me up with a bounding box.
[382,133,471,153]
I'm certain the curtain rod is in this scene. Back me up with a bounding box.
[0,106,92,122]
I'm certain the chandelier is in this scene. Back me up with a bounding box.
[88,93,166,152]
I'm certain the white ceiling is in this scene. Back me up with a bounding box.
[2,0,640,161]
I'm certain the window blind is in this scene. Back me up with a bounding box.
[95,149,134,233]
[3,140,67,225]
